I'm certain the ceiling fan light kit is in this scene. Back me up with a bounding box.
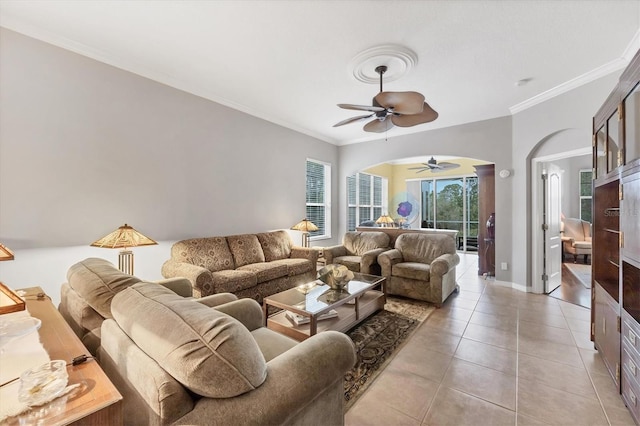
[335,46,438,134]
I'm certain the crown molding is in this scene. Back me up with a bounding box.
[510,28,640,115]
[509,58,628,115]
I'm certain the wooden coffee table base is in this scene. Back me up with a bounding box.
[267,290,385,341]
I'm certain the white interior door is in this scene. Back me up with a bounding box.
[543,163,562,293]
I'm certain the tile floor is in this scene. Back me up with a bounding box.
[345,253,635,426]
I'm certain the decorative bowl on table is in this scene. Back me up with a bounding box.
[0,316,42,349]
[317,264,354,292]
[296,282,317,295]
[18,360,68,407]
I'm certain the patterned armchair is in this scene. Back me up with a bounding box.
[323,231,390,275]
[378,233,460,307]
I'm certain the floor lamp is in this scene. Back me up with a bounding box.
[90,224,157,275]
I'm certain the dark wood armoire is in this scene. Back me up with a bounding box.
[474,164,495,276]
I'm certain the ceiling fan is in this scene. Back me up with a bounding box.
[408,157,460,173]
[333,65,438,133]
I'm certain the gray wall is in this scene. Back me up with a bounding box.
[338,116,514,282]
[512,73,620,288]
[0,29,339,298]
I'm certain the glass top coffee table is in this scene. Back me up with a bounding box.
[263,272,386,341]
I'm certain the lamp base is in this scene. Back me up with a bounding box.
[302,233,310,248]
[118,250,134,275]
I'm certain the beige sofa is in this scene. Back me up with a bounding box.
[323,231,390,275]
[561,217,592,263]
[99,282,356,425]
[59,257,236,356]
[162,230,318,302]
[378,233,460,307]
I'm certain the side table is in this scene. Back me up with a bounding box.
[3,287,122,425]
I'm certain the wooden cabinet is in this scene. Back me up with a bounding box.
[592,47,640,424]
[474,164,495,276]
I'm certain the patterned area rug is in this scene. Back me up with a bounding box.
[343,296,435,410]
[565,262,592,289]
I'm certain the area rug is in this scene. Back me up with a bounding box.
[565,262,592,289]
[343,296,435,410]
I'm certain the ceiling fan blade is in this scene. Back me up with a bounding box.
[438,162,460,170]
[333,114,375,127]
[390,102,439,127]
[410,168,430,173]
[338,103,385,112]
[363,117,394,133]
[375,91,425,115]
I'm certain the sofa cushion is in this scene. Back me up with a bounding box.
[344,231,390,256]
[250,327,298,362]
[573,241,592,250]
[256,231,293,262]
[67,258,142,319]
[333,256,362,272]
[211,269,257,293]
[111,283,267,398]
[393,262,431,281]
[271,258,314,276]
[171,237,235,272]
[227,234,266,267]
[395,233,455,264]
[237,262,289,284]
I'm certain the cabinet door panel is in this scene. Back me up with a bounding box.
[624,83,640,164]
[608,112,621,172]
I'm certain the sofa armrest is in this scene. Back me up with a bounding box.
[378,249,403,277]
[430,253,461,277]
[290,246,319,264]
[323,245,348,264]
[212,298,264,331]
[155,277,193,298]
[161,260,214,298]
[177,331,356,425]
[197,293,238,308]
[360,248,388,274]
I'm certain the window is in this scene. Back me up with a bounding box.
[579,169,592,223]
[347,173,388,231]
[306,159,331,239]
[420,175,478,251]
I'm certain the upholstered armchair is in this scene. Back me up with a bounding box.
[378,233,460,307]
[323,231,390,275]
[99,282,356,425]
[561,217,592,263]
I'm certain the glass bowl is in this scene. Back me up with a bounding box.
[18,360,68,407]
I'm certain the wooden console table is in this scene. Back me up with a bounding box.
[2,287,122,425]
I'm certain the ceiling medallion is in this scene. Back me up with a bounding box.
[348,44,418,84]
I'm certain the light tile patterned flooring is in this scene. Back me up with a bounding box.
[345,253,635,426]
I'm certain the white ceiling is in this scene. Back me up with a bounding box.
[1,1,639,146]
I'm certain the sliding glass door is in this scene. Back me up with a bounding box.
[420,176,478,251]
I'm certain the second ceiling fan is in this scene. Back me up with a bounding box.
[333,65,438,133]
[408,157,460,173]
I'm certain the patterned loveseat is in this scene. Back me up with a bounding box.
[161,230,318,302]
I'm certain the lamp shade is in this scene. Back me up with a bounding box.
[0,243,14,261]
[90,224,157,249]
[290,219,318,232]
[375,215,394,225]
